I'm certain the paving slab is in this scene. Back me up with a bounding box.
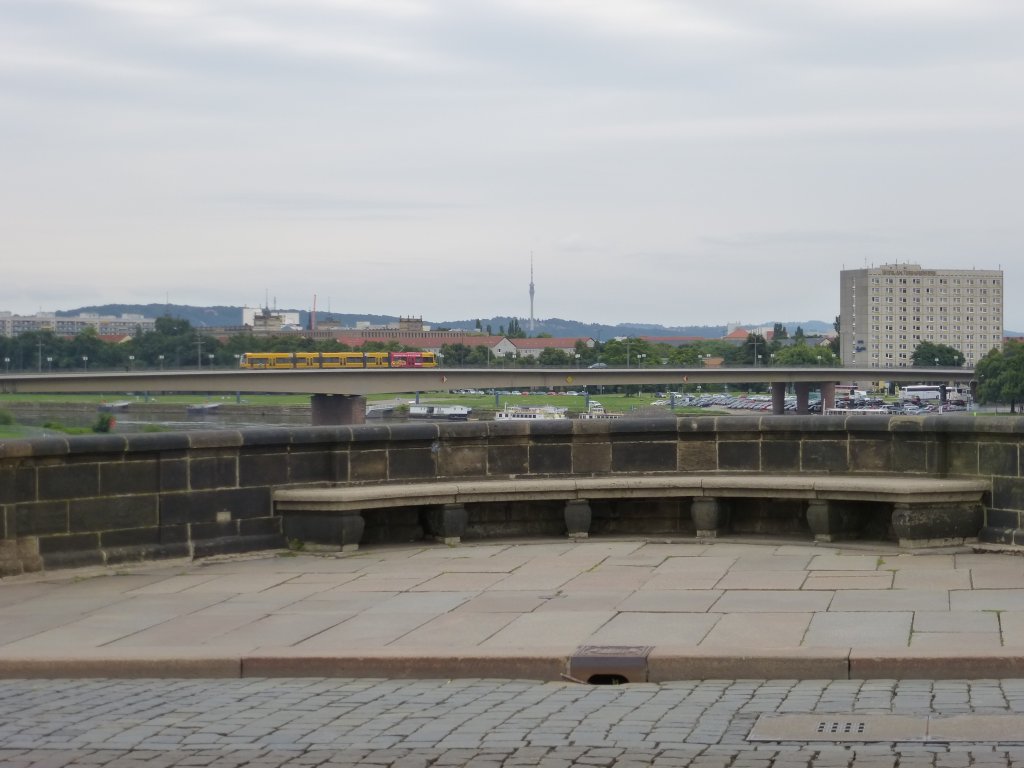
[2,538,1024,681]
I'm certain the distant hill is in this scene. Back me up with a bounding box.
[58,304,840,339]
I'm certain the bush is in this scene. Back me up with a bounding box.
[92,413,115,433]
[0,409,14,426]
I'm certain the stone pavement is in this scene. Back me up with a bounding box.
[5,539,1024,766]
[3,678,1024,766]
[2,538,1024,679]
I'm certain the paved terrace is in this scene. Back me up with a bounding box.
[2,538,1024,679]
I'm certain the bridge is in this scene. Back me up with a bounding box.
[0,366,975,424]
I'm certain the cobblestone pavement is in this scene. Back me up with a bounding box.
[3,678,1024,767]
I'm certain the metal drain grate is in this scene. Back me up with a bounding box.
[749,714,1024,743]
[749,715,926,742]
[817,720,867,736]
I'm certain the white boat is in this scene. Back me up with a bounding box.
[494,404,567,421]
[576,402,623,420]
[408,404,473,420]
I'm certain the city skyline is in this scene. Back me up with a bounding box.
[3,2,1023,329]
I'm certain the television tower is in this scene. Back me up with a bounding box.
[529,253,535,333]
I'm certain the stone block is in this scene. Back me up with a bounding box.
[37,531,100,554]
[239,427,300,447]
[718,440,760,471]
[530,443,572,475]
[992,477,1024,513]
[188,430,243,449]
[100,526,162,548]
[984,508,1020,529]
[388,422,440,441]
[572,442,611,474]
[947,439,980,475]
[438,444,487,478]
[65,434,126,455]
[849,439,893,473]
[188,454,238,490]
[14,501,69,536]
[488,444,528,476]
[37,463,99,501]
[893,440,935,474]
[69,495,159,533]
[238,516,283,537]
[611,441,675,472]
[802,440,848,472]
[239,450,290,487]
[0,466,35,505]
[677,440,717,471]
[159,457,189,492]
[125,432,191,452]
[160,487,271,525]
[287,449,334,483]
[350,449,388,482]
[100,460,160,495]
[762,439,800,472]
[388,448,437,480]
[980,442,1019,478]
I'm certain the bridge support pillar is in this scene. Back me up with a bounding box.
[821,382,836,412]
[794,383,811,415]
[771,382,787,415]
[311,394,366,426]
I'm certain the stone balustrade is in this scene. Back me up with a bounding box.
[1,414,1023,575]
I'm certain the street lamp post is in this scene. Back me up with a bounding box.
[208,353,215,368]
[128,355,135,371]
[46,356,52,373]
[82,356,88,372]
[158,354,165,370]
[3,357,9,374]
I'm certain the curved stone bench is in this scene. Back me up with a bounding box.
[273,474,989,550]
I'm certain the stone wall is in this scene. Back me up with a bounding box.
[2,414,1022,575]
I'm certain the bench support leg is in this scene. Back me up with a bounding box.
[892,502,983,548]
[807,500,841,542]
[424,503,468,545]
[565,500,592,539]
[282,512,364,552]
[692,497,725,538]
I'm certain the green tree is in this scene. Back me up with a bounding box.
[772,323,789,341]
[439,343,472,366]
[911,341,965,367]
[744,333,769,366]
[506,318,527,338]
[975,342,1024,413]
[537,348,570,367]
[771,344,838,367]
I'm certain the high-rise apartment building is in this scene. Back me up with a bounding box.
[0,311,156,338]
[840,264,1003,367]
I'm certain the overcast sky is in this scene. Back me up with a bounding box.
[2,1,1023,330]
